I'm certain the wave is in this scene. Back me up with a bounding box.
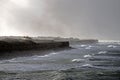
[107,45,117,48]
[84,54,92,58]
[72,59,85,62]
[98,51,107,54]
[82,64,93,67]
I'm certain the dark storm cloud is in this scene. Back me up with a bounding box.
[0,0,120,40]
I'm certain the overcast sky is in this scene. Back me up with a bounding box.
[0,0,120,40]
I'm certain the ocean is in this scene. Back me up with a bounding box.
[0,42,120,80]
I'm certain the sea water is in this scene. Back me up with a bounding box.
[0,42,120,79]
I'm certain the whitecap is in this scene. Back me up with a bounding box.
[80,45,87,47]
[7,58,18,62]
[10,58,16,61]
[37,54,49,58]
[35,52,57,58]
[51,52,57,55]
[0,58,18,63]
[107,45,117,48]
[84,54,92,58]
[85,45,93,49]
[88,45,93,48]
[82,64,93,67]
[98,51,107,54]
[72,59,85,62]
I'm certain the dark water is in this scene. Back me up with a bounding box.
[0,42,120,80]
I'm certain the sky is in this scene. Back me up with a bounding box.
[0,0,120,40]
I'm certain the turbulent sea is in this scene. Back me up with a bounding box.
[0,42,120,80]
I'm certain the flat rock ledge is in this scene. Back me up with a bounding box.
[0,36,69,53]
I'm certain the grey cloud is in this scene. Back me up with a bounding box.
[50,0,120,40]
[0,0,120,40]
[1,0,69,36]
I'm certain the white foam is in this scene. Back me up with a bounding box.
[7,58,18,62]
[11,58,16,61]
[37,54,49,58]
[85,45,93,49]
[34,52,57,58]
[72,59,85,62]
[89,45,93,48]
[107,45,117,48]
[51,52,57,55]
[80,45,87,47]
[84,54,92,58]
[98,51,107,54]
[0,58,18,63]
[82,64,93,67]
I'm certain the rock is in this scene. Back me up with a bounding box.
[0,36,70,53]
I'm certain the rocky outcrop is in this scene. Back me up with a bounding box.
[0,36,69,53]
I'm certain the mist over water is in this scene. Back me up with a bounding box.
[0,0,120,40]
